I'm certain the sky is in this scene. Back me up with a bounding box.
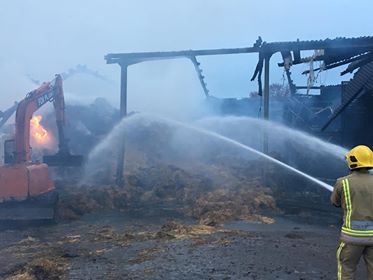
[1,0,372,119]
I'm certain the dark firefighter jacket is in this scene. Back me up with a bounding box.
[331,170,373,244]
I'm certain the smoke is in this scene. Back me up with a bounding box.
[127,59,206,120]
[26,65,115,86]
[60,65,114,83]
[1,0,371,118]
[0,61,35,108]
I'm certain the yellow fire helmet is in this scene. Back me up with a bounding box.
[345,145,373,170]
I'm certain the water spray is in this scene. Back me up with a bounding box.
[159,116,334,192]
[85,114,335,192]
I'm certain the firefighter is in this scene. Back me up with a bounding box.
[331,145,373,280]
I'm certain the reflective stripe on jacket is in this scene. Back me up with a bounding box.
[331,170,373,244]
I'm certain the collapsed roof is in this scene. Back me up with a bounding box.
[105,36,373,128]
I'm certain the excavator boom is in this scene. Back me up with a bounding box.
[0,102,18,129]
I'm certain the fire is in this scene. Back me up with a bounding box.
[30,115,51,145]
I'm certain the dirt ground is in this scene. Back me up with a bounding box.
[0,162,362,280]
[0,206,367,280]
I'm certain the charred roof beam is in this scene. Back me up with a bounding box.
[105,47,260,65]
[301,52,373,75]
[261,37,373,53]
[280,51,297,95]
[189,56,210,97]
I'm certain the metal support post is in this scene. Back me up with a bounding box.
[116,63,128,186]
[263,54,271,154]
[261,54,272,188]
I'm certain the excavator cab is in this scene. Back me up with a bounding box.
[4,139,15,164]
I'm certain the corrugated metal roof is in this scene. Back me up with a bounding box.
[264,36,373,50]
[321,62,373,130]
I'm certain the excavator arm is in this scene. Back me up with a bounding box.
[44,77,83,166]
[0,102,18,129]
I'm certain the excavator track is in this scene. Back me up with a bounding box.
[0,190,58,222]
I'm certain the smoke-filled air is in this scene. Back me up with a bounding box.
[1,1,373,279]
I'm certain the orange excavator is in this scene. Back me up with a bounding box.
[0,74,82,221]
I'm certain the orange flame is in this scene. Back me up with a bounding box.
[30,115,51,145]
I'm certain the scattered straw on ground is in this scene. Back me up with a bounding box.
[187,187,277,225]
[5,258,69,280]
[155,221,223,240]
